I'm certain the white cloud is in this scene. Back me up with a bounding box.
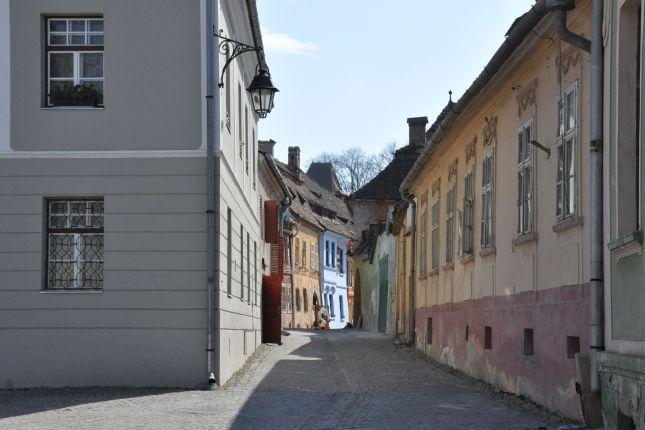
[261,27,320,57]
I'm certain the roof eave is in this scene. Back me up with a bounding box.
[399,0,549,199]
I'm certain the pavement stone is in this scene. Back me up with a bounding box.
[0,330,572,430]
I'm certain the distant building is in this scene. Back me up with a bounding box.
[348,118,430,334]
[257,140,291,344]
[276,148,354,329]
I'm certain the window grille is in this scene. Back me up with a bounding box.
[46,199,104,289]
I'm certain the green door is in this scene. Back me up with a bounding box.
[378,256,388,333]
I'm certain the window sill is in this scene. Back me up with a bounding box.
[479,247,496,258]
[460,254,475,264]
[553,216,584,233]
[41,106,105,111]
[418,274,428,281]
[41,289,103,294]
[441,263,454,272]
[608,231,643,262]
[513,232,538,247]
[428,269,439,277]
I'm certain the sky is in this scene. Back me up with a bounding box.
[256,0,536,165]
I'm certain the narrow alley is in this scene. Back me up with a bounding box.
[0,330,572,430]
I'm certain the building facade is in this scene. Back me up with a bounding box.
[398,2,593,420]
[291,222,321,329]
[0,0,271,388]
[275,148,354,330]
[599,0,645,427]
[348,121,427,334]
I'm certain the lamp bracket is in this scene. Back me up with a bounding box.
[215,30,265,88]
[530,140,551,158]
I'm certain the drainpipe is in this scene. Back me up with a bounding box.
[588,0,604,398]
[401,193,416,345]
[205,0,221,386]
[550,0,604,419]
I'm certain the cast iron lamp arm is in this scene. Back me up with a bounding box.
[215,31,266,88]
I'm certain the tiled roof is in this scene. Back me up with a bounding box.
[307,162,342,194]
[275,160,355,239]
[426,100,455,139]
[349,144,424,201]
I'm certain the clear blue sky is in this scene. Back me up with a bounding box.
[256,0,535,165]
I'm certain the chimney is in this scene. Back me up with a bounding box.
[288,146,301,171]
[407,116,428,146]
[259,139,276,156]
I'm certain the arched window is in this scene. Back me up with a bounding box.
[295,288,301,312]
[303,288,309,312]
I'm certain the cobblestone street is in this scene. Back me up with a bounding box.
[0,330,571,430]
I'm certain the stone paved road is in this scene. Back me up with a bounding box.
[0,330,567,430]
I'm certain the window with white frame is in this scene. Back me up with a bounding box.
[337,246,344,274]
[225,50,231,130]
[445,186,456,264]
[556,84,578,220]
[46,17,104,107]
[246,232,251,302]
[325,240,330,267]
[517,123,534,235]
[463,171,474,255]
[419,209,427,274]
[240,224,244,296]
[295,238,300,267]
[481,152,494,249]
[238,83,243,159]
[46,199,104,289]
[245,106,250,174]
[431,199,439,271]
[339,296,345,321]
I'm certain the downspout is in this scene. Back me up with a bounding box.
[205,0,220,386]
[550,0,604,419]
[589,0,604,398]
[401,193,416,345]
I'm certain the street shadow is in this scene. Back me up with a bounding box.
[228,329,561,430]
[0,387,187,419]
[229,329,384,430]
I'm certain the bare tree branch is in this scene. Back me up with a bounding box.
[309,142,398,195]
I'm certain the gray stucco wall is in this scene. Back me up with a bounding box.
[0,157,208,388]
[10,0,202,151]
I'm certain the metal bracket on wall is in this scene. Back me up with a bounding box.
[530,140,551,158]
[215,30,265,88]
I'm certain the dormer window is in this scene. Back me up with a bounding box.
[46,17,104,108]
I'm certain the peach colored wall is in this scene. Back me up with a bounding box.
[292,223,321,329]
[410,2,592,313]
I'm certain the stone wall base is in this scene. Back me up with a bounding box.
[599,351,645,429]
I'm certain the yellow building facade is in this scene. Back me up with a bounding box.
[398,2,593,419]
[291,222,322,329]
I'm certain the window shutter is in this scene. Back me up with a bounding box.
[264,200,279,244]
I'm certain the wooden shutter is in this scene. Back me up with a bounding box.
[264,200,279,244]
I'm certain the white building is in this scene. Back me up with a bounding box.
[0,0,275,388]
[320,231,351,329]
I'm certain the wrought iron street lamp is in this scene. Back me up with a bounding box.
[217,31,279,118]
